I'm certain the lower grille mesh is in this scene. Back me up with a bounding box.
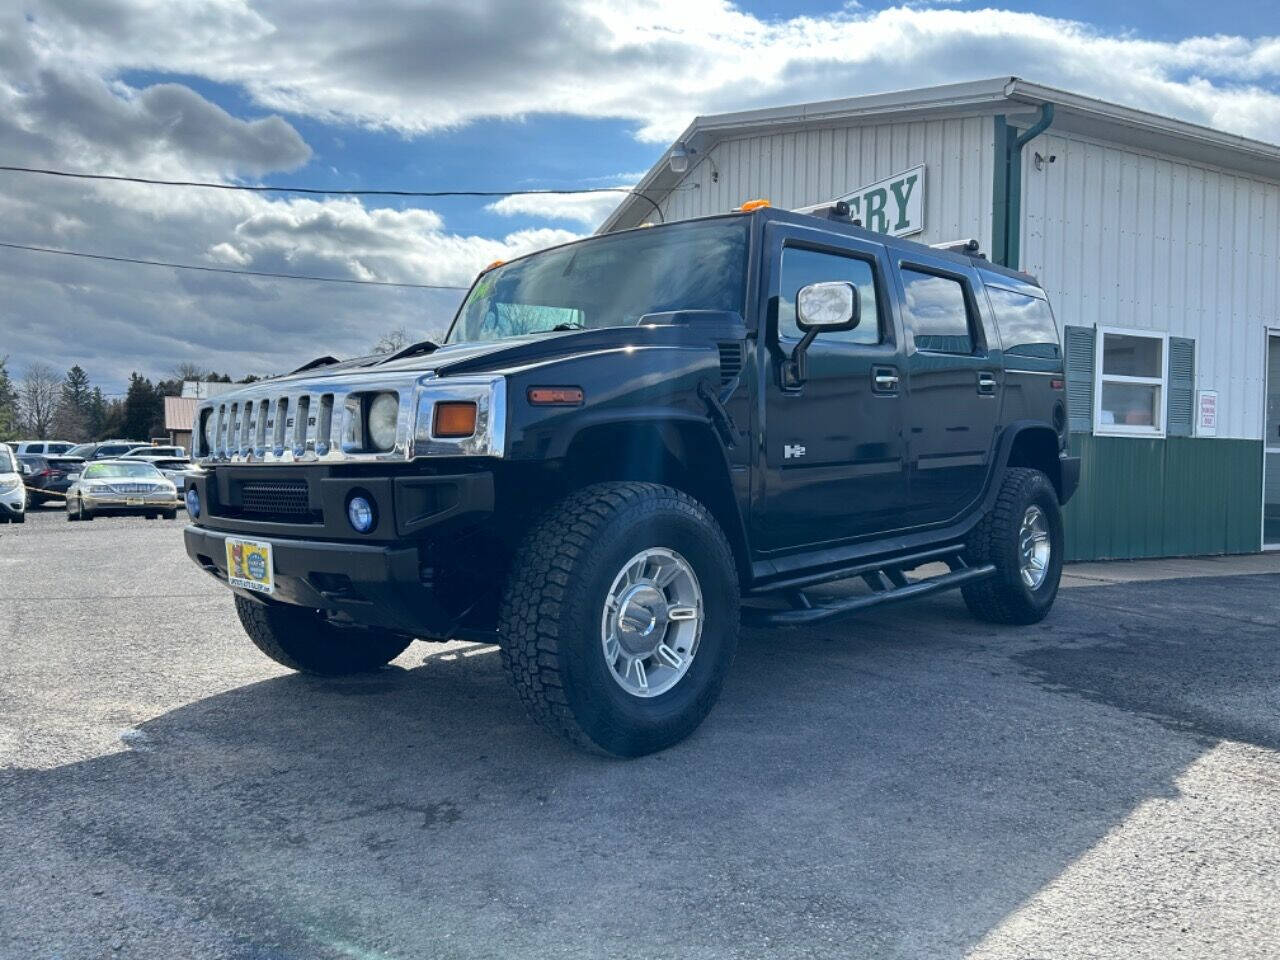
[238,479,312,519]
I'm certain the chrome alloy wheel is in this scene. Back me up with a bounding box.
[1019,505,1052,589]
[600,547,703,698]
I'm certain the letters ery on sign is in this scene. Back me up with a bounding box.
[833,165,925,238]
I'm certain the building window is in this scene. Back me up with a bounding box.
[900,268,974,354]
[1094,327,1168,436]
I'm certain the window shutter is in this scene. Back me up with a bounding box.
[1167,336,1195,437]
[1063,325,1095,432]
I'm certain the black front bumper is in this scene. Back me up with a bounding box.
[183,467,495,636]
[184,525,454,635]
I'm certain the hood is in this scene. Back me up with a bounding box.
[258,313,747,390]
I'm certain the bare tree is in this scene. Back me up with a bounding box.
[18,362,60,439]
[371,326,410,354]
[173,361,208,383]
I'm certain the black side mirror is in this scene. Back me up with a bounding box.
[782,281,861,388]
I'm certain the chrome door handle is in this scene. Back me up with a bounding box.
[977,372,997,394]
[872,368,900,393]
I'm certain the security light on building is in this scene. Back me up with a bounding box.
[604,77,1280,561]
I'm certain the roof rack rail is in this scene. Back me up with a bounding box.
[930,238,985,258]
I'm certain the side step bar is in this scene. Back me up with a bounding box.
[743,558,995,627]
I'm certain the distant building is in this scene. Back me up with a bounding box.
[181,380,236,399]
[164,396,198,450]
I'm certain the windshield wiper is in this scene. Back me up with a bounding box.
[550,322,584,331]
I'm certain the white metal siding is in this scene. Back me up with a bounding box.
[1021,130,1280,440]
[658,116,997,253]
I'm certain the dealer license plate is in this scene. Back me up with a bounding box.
[126,497,144,506]
[225,537,274,594]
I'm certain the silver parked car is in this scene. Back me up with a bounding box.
[66,460,181,521]
[120,454,200,490]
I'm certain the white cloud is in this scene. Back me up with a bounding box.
[486,189,634,228]
[23,0,1280,144]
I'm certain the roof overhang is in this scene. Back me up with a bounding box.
[600,76,1280,233]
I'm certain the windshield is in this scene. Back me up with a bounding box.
[446,217,750,344]
[83,462,162,480]
[69,443,95,458]
[0,448,14,473]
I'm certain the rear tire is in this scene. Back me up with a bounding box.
[498,482,739,757]
[12,514,22,524]
[233,594,413,675]
[961,467,1064,625]
[162,509,178,520]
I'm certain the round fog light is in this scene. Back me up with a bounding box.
[185,487,200,518]
[347,494,376,533]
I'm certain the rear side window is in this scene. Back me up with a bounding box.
[778,246,880,345]
[986,285,1060,360]
[900,268,974,354]
[28,443,44,453]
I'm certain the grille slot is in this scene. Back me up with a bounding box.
[717,342,743,385]
[235,478,317,522]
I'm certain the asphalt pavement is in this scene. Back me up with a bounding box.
[2,504,1279,959]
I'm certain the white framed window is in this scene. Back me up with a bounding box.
[1093,326,1169,437]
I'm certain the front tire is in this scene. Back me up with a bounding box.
[498,482,739,757]
[233,595,413,675]
[961,467,1064,624]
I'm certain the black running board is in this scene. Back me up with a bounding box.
[743,562,995,626]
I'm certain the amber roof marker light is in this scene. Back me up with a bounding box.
[737,198,771,212]
[528,387,584,406]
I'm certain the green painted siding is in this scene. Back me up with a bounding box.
[1063,434,1262,562]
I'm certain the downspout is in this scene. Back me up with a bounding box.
[992,102,1054,268]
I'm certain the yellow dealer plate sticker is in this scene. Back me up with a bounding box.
[225,537,274,594]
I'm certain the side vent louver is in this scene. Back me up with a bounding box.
[717,342,743,386]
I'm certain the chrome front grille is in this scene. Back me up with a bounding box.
[108,482,166,494]
[192,372,506,466]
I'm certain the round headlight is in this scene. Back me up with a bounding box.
[367,393,399,451]
[203,412,216,452]
[185,487,201,518]
[347,494,376,533]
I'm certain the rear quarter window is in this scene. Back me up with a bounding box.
[986,284,1060,360]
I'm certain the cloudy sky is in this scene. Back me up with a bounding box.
[3,0,1279,393]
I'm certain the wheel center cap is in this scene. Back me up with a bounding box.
[616,584,666,654]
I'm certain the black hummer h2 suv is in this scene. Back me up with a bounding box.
[184,204,1079,756]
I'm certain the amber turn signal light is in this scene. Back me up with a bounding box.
[433,401,478,437]
[528,387,584,406]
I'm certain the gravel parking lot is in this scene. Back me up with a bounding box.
[2,504,1279,959]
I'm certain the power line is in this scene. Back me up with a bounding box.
[0,240,470,290]
[0,164,664,222]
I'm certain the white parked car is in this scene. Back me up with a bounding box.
[123,445,186,458]
[0,443,25,523]
[120,454,200,490]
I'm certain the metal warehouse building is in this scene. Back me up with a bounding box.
[603,77,1280,562]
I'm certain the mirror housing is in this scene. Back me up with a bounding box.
[783,281,861,388]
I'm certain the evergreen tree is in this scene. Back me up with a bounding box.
[86,387,107,440]
[0,356,18,442]
[56,365,93,441]
[122,373,163,441]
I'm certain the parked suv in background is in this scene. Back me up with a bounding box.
[123,445,186,459]
[184,203,1079,756]
[67,440,149,461]
[0,444,25,523]
[15,441,76,456]
[16,454,84,505]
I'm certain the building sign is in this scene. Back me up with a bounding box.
[1197,390,1218,437]
[835,165,925,237]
